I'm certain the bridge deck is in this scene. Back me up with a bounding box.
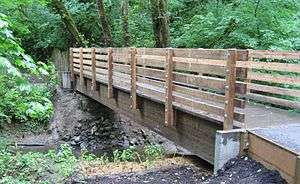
[244,103,300,128]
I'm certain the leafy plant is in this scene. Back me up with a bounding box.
[143,144,164,161]
[0,13,57,130]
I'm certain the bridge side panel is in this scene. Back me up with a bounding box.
[76,77,221,164]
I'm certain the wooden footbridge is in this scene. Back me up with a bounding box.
[69,47,300,183]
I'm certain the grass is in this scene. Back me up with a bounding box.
[0,140,165,184]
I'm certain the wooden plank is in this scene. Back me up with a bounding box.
[96,61,108,68]
[249,83,300,98]
[137,67,165,80]
[82,48,92,52]
[79,47,84,86]
[107,48,113,98]
[95,48,108,53]
[296,156,300,184]
[173,57,247,79]
[136,66,246,94]
[130,48,138,109]
[165,48,174,126]
[114,63,130,74]
[173,95,224,118]
[95,54,108,61]
[248,93,300,109]
[69,48,74,83]
[113,53,130,64]
[224,49,237,130]
[73,53,92,59]
[248,133,297,180]
[248,72,300,85]
[136,48,166,56]
[91,48,96,91]
[173,84,245,108]
[250,50,300,60]
[173,48,228,60]
[174,72,247,95]
[74,58,92,65]
[237,61,300,73]
[72,48,80,52]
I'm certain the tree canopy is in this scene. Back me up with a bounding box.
[0,0,299,61]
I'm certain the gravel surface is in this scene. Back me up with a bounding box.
[77,156,286,184]
[83,166,209,184]
[204,156,286,184]
[251,124,300,154]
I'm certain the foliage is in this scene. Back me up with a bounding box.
[2,0,300,55]
[143,144,164,161]
[0,143,165,183]
[171,0,300,50]
[0,13,56,129]
[0,143,77,184]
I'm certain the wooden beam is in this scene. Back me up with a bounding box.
[69,48,75,84]
[107,48,113,98]
[91,47,97,91]
[165,48,175,126]
[79,47,84,86]
[224,49,237,130]
[296,156,300,184]
[130,48,138,109]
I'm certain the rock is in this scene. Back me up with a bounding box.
[91,126,97,135]
[70,141,77,146]
[74,136,81,143]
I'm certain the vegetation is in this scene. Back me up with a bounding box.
[0,141,164,183]
[0,13,57,129]
[0,0,299,61]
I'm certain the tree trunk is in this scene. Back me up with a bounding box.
[96,0,113,47]
[150,0,170,48]
[122,0,130,47]
[51,0,85,46]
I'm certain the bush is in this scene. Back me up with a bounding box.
[0,13,57,129]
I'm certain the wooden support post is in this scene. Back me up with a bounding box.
[296,156,300,184]
[91,47,97,91]
[107,48,113,98]
[69,48,74,84]
[246,49,253,95]
[79,47,84,86]
[224,49,237,130]
[130,48,138,109]
[165,48,175,126]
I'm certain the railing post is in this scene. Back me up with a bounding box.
[165,48,175,126]
[224,49,237,130]
[79,47,84,86]
[130,47,138,109]
[69,48,74,86]
[246,49,252,95]
[107,48,113,98]
[91,47,97,91]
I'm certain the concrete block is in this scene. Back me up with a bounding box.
[214,129,244,174]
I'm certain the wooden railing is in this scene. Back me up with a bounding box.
[70,47,300,130]
[237,50,300,109]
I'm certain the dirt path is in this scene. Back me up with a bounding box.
[78,156,285,184]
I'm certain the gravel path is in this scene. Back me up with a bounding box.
[251,124,300,154]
